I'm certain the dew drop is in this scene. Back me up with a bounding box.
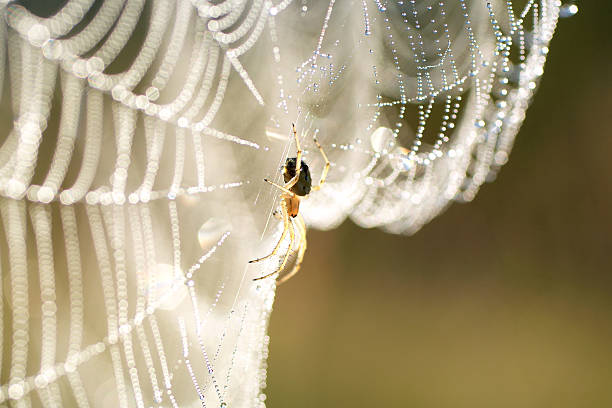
[135,95,149,110]
[8,383,24,400]
[87,57,104,74]
[37,186,54,203]
[560,3,578,18]
[198,218,232,250]
[42,39,63,59]
[146,86,160,101]
[28,24,50,47]
[369,127,395,153]
[72,59,88,79]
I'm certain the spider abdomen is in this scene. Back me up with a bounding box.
[284,157,312,196]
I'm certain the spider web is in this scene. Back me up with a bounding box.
[0,0,562,406]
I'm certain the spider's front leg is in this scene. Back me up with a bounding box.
[263,178,296,197]
[311,135,330,192]
[284,123,303,190]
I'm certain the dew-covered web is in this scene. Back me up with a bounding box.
[0,0,564,407]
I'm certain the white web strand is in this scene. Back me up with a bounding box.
[0,0,562,406]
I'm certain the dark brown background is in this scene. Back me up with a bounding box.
[268,4,612,407]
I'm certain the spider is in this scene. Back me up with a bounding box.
[250,124,330,284]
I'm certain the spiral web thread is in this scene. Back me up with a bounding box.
[0,0,561,407]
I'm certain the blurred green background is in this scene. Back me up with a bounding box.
[267,4,612,408]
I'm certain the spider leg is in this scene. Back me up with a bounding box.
[277,214,307,285]
[249,203,289,264]
[264,178,295,197]
[311,135,330,192]
[253,214,295,281]
[284,123,303,190]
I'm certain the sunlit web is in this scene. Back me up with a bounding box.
[0,0,564,406]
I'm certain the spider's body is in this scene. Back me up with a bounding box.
[250,124,330,284]
[283,158,311,218]
[284,158,312,197]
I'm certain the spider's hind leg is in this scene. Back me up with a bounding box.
[252,205,296,281]
[249,203,289,265]
[277,214,307,285]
